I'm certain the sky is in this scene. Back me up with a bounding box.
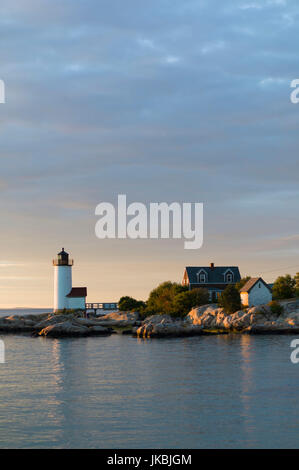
[0,0,299,307]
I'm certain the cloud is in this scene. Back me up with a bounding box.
[200,40,226,55]
[0,262,25,267]
[137,38,156,49]
[0,0,299,304]
[0,276,42,280]
[239,3,263,10]
[259,77,289,86]
[240,0,287,9]
[163,55,181,64]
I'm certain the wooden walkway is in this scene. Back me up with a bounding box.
[86,302,118,313]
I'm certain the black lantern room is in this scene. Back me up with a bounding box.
[53,248,73,266]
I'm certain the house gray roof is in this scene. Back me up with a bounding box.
[240,277,271,293]
[185,265,241,284]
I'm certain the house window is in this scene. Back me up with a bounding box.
[226,273,233,283]
[199,273,206,283]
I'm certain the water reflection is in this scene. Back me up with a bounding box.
[0,333,297,448]
[239,335,256,446]
[49,338,91,447]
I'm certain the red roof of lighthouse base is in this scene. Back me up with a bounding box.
[66,287,87,298]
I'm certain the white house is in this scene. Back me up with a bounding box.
[240,277,272,307]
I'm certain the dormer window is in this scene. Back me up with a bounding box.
[197,270,207,283]
[226,272,233,283]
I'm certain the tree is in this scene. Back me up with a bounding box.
[272,275,296,300]
[118,296,146,311]
[235,276,251,291]
[295,273,299,297]
[146,281,187,316]
[172,288,210,317]
[218,285,241,314]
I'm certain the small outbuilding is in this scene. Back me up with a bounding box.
[240,277,272,307]
[66,287,87,310]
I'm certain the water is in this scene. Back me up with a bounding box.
[0,319,298,448]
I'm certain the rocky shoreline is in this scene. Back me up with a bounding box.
[0,311,140,338]
[133,299,299,337]
[1,299,299,338]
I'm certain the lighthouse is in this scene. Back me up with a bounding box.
[53,248,87,312]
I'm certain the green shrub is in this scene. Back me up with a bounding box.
[218,285,241,314]
[172,288,210,318]
[118,296,146,312]
[268,300,284,316]
[145,281,188,317]
[272,274,296,300]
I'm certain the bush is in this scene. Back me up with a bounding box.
[146,281,188,316]
[118,296,146,312]
[172,288,210,318]
[268,300,284,316]
[272,275,296,300]
[218,285,241,314]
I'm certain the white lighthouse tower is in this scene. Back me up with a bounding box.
[53,248,73,312]
[53,248,87,312]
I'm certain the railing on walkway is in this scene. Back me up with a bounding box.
[86,302,118,312]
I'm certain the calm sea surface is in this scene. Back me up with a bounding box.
[0,309,298,448]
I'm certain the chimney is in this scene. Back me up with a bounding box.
[210,262,215,269]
